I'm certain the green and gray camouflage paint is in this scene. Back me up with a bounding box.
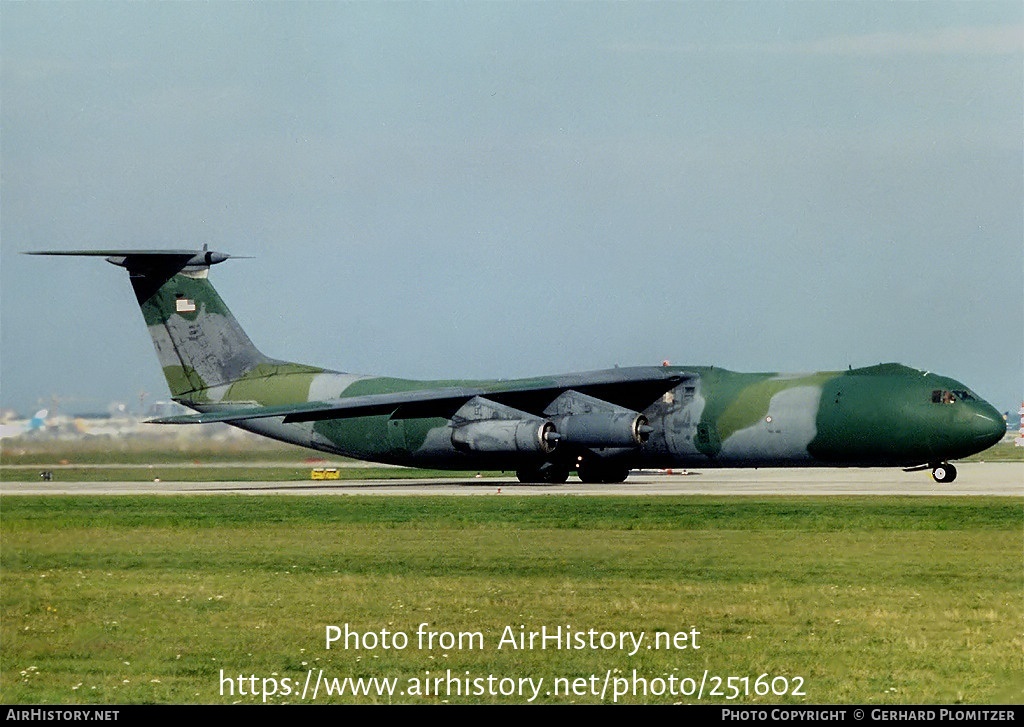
[30,249,1006,484]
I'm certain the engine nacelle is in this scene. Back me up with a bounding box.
[450,396,559,455]
[552,412,650,448]
[544,390,651,448]
[451,418,558,454]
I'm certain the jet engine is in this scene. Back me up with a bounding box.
[451,418,559,454]
[545,390,651,448]
[550,412,651,448]
[450,397,559,454]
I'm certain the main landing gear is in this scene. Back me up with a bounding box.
[575,458,630,484]
[931,463,957,483]
[515,464,570,484]
[515,457,632,485]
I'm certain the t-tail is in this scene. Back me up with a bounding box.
[26,248,325,406]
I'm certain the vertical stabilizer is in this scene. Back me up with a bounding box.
[128,256,279,399]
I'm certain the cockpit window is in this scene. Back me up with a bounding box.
[931,389,975,404]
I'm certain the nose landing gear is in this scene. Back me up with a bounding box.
[931,463,957,483]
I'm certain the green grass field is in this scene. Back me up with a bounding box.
[1,496,1020,704]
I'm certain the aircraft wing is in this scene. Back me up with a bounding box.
[149,366,694,424]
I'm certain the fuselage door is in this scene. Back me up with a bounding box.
[387,416,407,454]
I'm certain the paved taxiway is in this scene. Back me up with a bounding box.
[2,463,1020,496]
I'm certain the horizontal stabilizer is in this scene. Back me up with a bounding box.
[26,248,245,271]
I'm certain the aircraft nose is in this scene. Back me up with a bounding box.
[969,405,1005,449]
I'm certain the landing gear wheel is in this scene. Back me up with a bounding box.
[601,466,630,484]
[576,460,631,484]
[931,463,957,483]
[576,459,602,484]
[515,466,570,484]
[541,467,570,484]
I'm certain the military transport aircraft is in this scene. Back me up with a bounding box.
[29,248,1005,484]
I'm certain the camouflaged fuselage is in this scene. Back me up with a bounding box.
[175,361,1003,471]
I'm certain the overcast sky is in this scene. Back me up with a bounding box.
[2,2,1021,418]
